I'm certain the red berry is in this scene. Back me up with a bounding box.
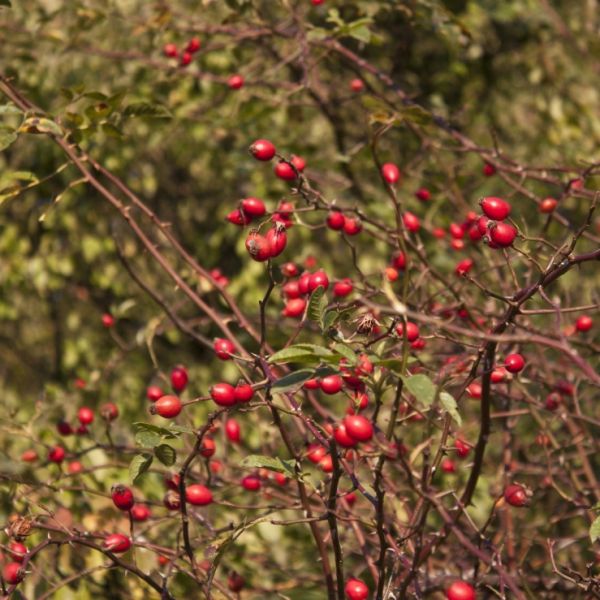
[104,534,131,553]
[403,211,420,232]
[228,572,245,592]
[545,391,561,411]
[381,162,401,185]
[307,444,327,463]
[200,437,216,457]
[249,139,276,161]
[304,378,320,390]
[210,383,236,407]
[575,315,593,332]
[227,74,244,89]
[102,313,115,328]
[265,226,288,258]
[343,217,362,236]
[274,160,297,181]
[446,580,476,600]
[226,208,252,226]
[432,227,446,238]
[281,262,298,278]
[319,454,333,472]
[3,562,24,585]
[350,78,364,92]
[477,216,490,235]
[449,222,465,239]
[282,298,306,318]
[392,251,406,270]
[186,484,213,505]
[241,475,261,491]
[234,382,254,403]
[21,449,38,462]
[504,483,528,507]
[344,415,373,442]
[540,197,557,213]
[171,366,188,392]
[100,402,119,421]
[505,353,525,373]
[327,211,346,230]
[489,221,517,247]
[214,337,235,360]
[8,542,27,563]
[78,407,94,426]
[186,37,201,53]
[455,439,471,458]
[308,270,329,292]
[468,224,483,241]
[163,43,178,58]
[455,259,474,276]
[466,383,482,399]
[68,460,83,474]
[291,155,306,172]
[245,231,272,262]
[480,196,511,221]
[131,504,151,522]
[333,278,353,297]
[345,578,369,600]
[396,321,420,342]
[441,458,456,473]
[153,395,182,418]
[320,375,343,395]
[112,484,134,511]
[225,418,241,442]
[48,445,66,463]
[334,423,358,448]
[240,197,266,218]
[491,367,507,383]
[180,52,193,66]
[415,187,431,201]
[483,163,496,176]
[146,387,166,406]
[283,280,301,299]
[111,484,135,510]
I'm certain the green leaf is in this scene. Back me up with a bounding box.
[133,422,177,447]
[307,287,328,329]
[129,453,153,484]
[272,369,315,392]
[402,374,437,405]
[590,516,600,543]
[332,343,357,365]
[168,424,194,434]
[346,23,371,43]
[155,443,177,466]
[440,391,462,426]
[0,131,17,151]
[268,345,317,364]
[240,454,296,477]
[123,102,172,119]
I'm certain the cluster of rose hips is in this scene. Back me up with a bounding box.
[163,37,201,67]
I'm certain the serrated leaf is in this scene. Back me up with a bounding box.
[0,131,17,151]
[590,516,600,543]
[440,391,462,426]
[133,422,178,447]
[307,287,328,330]
[155,443,177,466]
[123,102,172,119]
[272,369,315,392]
[129,453,153,484]
[333,343,357,364]
[240,455,296,477]
[402,374,437,405]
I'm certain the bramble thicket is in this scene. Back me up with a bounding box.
[0,1,599,599]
